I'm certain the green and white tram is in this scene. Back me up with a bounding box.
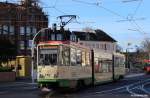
[37,41,92,88]
[37,41,126,89]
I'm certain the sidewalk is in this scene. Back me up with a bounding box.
[0,78,37,88]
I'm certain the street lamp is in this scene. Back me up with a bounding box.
[31,27,50,83]
[126,47,133,69]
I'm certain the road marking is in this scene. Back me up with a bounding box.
[126,79,150,98]
[95,86,127,94]
[91,78,150,96]
[22,86,38,90]
[141,82,150,94]
[66,79,150,98]
[95,79,150,94]
[131,94,149,98]
[15,82,37,85]
[125,73,145,78]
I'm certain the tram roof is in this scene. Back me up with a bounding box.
[38,41,90,50]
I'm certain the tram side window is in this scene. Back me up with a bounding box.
[76,50,82,65]
[82,51,86,66]
[71,48,77,66]
[98,60,112,73]
[114,56,125,67]
[119,58,125,66]
[94,58,99,73]
[62,47,70,66]
[114,57,119,67]
[85,52,90,66]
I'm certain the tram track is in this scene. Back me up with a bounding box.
[126,79,150,98]
[42,78,150,98]
[141,82,150,95]
[71,78,150,98]
[92,78,150,95]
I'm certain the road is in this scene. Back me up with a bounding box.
[0,74,150,98]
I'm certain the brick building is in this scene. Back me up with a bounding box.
[0,0,48,59]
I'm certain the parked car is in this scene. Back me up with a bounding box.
[144,64,150,73]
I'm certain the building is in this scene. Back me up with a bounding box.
[73,29,117,53]
[0,0,48,59]
[44,25,117,53]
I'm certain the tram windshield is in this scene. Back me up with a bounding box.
[38,48,58,66]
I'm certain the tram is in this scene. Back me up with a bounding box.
[37,41,125,89]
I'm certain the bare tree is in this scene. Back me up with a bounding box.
[82,27,94,32]
[141,38,150,52]
[116,44,123,52]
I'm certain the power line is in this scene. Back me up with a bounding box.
[131,20,147,34]
[132,0,143,18]
[122,0,147,36]
[72,0,126,18]
[97,5,125,19]
[54,0,59,7]
[122,0,141,3]
[116,17,145,22]
[53,7,67,14]
[72,0,99,6]
[72,0,147,37]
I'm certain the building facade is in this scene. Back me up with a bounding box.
[42,27,117,53]
[0,0,48,59]
[73,29,117,53]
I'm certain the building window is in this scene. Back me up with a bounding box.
[92,44,95,48]
[70,34,76,42]
[105,44,107,50]
[32,27,37,35]
[101,44,105,50]
[20,27,25,35]
[20,41,25,50]
[0,25,2,34]
[9,26,14,35]
[3,25,8,34]
[96,44,99,49]
[107,44,110,51]
[87,43,91,48]
[51,34,55,40]
[26,27,31,36]
[56,34,62,40]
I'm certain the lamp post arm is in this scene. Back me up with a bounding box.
[31,27,50,83]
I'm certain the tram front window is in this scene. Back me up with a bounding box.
[39,49,58,66]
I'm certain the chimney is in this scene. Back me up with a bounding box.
[52,23,57,32]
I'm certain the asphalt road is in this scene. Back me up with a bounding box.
[0,74,150,98]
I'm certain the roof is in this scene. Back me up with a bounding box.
[73,29,117,42]
[95,29,117,42]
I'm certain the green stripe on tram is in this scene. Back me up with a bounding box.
[38,79,58,82]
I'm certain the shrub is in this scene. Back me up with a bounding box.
[0,67,13,72]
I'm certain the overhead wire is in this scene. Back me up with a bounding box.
[39,0,68,14]
[72,0,126,19]
[72,0,147,36]
[132,0,143,17]
[53,7,67,14]
[127,0,147,36]
[72,0,99,6]
[54,0,59,7]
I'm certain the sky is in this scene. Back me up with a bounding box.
[4,0,150,51]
